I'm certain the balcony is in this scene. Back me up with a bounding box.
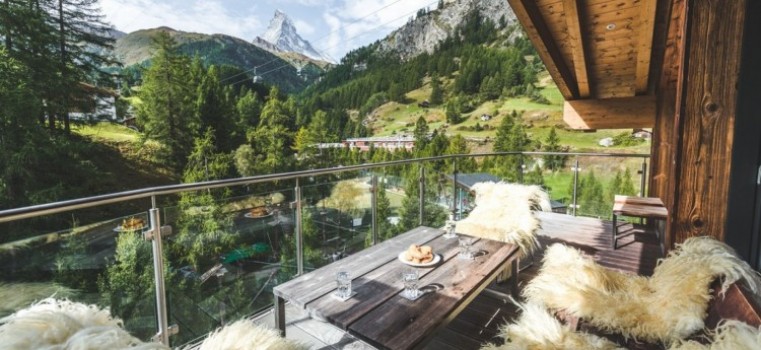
[0,151,666,348]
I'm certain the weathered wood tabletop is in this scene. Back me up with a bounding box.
[273,226,520,350]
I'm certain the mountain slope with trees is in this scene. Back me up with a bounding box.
[115,27,324,93]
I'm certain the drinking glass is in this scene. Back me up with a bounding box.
[402,270,419,299]
[458,235,475,260]
[336,271,352,299]
[443,214,457,239]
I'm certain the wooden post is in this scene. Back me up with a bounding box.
[666,0,749,246]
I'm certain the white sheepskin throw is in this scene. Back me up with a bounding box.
[481,302,623,350]
[0,298,169,350]
[185,319,307,350]
[523,237,761,344]
[456,182,551,254]
[669,320,761,350]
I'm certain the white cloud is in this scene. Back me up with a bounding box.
[100,0,262,39]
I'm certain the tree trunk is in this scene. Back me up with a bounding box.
[3,0,11,51]
[58,0,70,134]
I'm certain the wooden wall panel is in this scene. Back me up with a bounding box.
[669,0,748,245]
[649,0,686,250]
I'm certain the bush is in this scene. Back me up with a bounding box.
[612,132,645,146]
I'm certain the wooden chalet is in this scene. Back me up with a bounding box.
[507,0,761,267]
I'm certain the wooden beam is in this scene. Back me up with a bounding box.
[507,0,579,99]
[670,0,748,245]
[563,95,656,130]
[635,0,658,93]
[562,0,590,97]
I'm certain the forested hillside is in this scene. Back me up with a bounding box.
[115,27,324,93]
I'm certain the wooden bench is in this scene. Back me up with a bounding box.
[612,195,668,249]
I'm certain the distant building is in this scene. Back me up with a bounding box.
[69,82,119,121]
[418,100,430,108]
[480,114,492,121]
[343,135,415,152]
[352,63,367,72]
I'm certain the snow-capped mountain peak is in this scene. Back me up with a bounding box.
[254,10,334,63]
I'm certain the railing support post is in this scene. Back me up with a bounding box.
[148,197,170,346]
[419,166,425,226]
[572,158,580,217]
[452,159,458,220]
[639,158,648,197]
[295,178,304,276]
[371,175,378,245]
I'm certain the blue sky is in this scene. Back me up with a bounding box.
[100,0,438,61]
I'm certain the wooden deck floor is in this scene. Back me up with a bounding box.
[253,212,664,349]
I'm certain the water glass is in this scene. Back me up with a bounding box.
[443,215,457,239]
[336,271,352,299]
[458,236,475,260]
[402,270,419,299]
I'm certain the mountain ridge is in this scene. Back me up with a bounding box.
[113,27,323,92]
[252,10,334,64]
[378,0,517,60]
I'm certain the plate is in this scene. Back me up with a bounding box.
[113,225,147,233]
[398,252,441,267]
[244,212,273,219]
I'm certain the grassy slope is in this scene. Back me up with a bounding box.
[72,122,177,191]
[367,73,651,154]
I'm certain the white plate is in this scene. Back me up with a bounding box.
[113,225,147,233]
[244,212,273,219]
[398,252,441,267]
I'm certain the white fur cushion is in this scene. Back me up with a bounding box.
[481,302,623,350]
[669,320,761,350]
[0,298,168,350]
[188,319,307,350]
[524,237,761,343]
[456,182,551,253]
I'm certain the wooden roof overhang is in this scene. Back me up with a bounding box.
[507,0,660,129]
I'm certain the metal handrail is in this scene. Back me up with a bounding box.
[0,151,648,224]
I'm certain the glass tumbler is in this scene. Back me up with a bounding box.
[402,270,419,299]
[336,271,352,299]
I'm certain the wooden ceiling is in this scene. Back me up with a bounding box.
[507,0,660,129]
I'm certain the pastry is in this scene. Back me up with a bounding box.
[404,244,434,264]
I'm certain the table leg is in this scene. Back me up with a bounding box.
[274,295,286,337]
[510,259,519,298]
[612,213,618,249]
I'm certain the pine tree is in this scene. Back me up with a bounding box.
[445,100,461,124]
[621,168,637,196]
[543,127,567,171]
[196,65,238,152]
[429,73,443,105]
[50,0,119,133]
[236,89,261,127]
[413,116,429,152]
[137,31,197,171]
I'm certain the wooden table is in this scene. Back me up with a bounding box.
[273,226,520,350]
[612,195,668,249]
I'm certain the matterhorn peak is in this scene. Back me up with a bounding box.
[255,10,334,63]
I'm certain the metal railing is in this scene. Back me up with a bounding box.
[0,151,649,346]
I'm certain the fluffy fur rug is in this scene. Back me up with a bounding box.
[0,299,306,350]
[456,182,551,254]
[0,298,168,350]
[183,319,307,350]
[669,320,761,350]
[481,302,623,350]
[480,303,761,350]
[523,237,761,344]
